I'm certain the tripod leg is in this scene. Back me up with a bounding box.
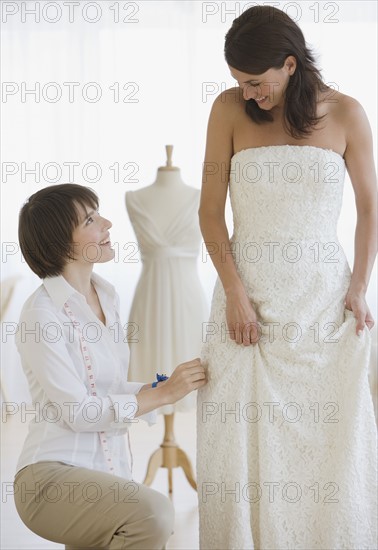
[143,448,163,486]
[168,467,173,493]
[177,448,197,491]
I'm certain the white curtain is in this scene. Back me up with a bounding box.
[1,0,377,400]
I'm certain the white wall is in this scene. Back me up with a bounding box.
[1,0,377,401]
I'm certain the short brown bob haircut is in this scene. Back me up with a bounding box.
[19,183,99,279]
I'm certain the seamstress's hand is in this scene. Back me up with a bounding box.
[345,288,375,335]
[163,358,207,404]
[226,287,260,346]
[135,360,206,416]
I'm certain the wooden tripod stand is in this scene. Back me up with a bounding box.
[143,413,197,493]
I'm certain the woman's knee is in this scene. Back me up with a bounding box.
[136,489,175,545]
[152,493,175,540]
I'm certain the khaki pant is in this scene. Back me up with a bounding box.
[14,461,175,549]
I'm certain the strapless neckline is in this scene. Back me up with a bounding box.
[231,144,345,163]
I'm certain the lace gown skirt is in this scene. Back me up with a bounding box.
[196,146,377,549]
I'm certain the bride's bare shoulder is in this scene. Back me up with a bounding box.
[210,86,245,118]
[320,88,367,122]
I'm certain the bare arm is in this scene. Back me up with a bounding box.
[199,90,259,346]
[343,97,377,332]
[199,90,242,293]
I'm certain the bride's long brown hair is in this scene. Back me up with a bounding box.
[225,5,329,138]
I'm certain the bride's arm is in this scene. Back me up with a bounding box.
[343,96,377,333]
[199,89,259,346]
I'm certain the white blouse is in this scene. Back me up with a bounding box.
[15,272,157,479]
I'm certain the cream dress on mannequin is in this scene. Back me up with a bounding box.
[125,167,208,415]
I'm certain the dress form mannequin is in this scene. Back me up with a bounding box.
[128,145,199,228]
[125,146,208,492]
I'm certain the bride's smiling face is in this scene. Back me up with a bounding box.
[228,56,296,110]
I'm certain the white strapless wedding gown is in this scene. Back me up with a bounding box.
[197,145,377,549]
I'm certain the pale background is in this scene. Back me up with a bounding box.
[1,0,377,400]
[1,1,377,548]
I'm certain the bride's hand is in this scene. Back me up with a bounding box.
[225,287,260,346]
[345,289,375,335]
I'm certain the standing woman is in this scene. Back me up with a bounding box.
[13,183,206,550]
[197,6,377,549]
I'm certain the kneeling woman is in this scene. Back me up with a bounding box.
[13,183,206,550]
